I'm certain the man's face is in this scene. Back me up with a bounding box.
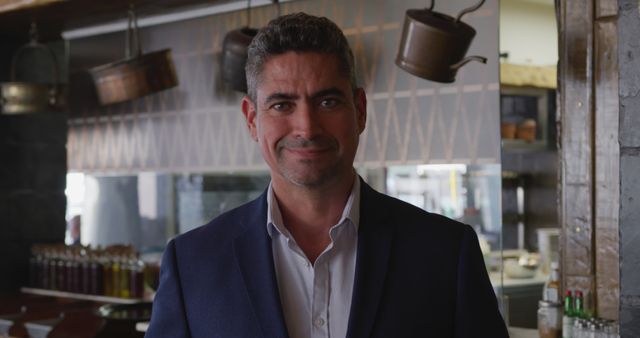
[242,52,366,188]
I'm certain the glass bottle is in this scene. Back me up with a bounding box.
[81,249,91,294]
[130,255,145,299]
[543,261,561,302]
[575,290,585,319]
[49,249,59,290]
[119,254,131,298]
[111,254,121,297]
[90,251,104,295]
[65,251,73,292]
[41,248,50,289]
[564,290,574,316]
[538,300,562,338]
[56,249,67,291]
[102,252,113,296]
[35,246,45,289]
[563,290,575,338]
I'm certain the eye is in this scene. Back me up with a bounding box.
[319,98,339,109]
[270,102,292,113]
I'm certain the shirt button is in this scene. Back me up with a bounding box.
[314,318,325,327]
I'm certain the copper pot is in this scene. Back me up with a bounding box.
[396,0,487,83]
[89,8,178,105]
[0,23,64,114]
[221,27,258,93]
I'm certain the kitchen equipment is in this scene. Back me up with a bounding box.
[94,302,152,338]
[221,0,278,92]
[537,228,560,274]
[395,0,487,83]
[222,27,258,92]
[501,122,517,139]
[517,118,537,142]
[504,256,538,279]
[537,300,562,338]
[89,7,178,105]
[96,302,152,322]
[0,23,64,114]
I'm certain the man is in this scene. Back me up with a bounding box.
[146,13,508,338]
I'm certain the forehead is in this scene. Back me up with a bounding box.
[256,52,350,96]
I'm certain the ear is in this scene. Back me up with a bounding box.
[242,96,258,142]
[354,88,367,134]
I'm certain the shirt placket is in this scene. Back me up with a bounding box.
[310,256,330,338]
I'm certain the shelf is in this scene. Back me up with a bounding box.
[21,287,143,304]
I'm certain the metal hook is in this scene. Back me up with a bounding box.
[246,0,252,28]
[126,4,142,58]
[455,0,485,23]
[9,21,61,101]
[426,0,434,11]
[28,22,39,45]
[273,0,280,17]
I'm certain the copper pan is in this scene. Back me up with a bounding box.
[395,0,487,83]
[89,8,178,105]
[221,0,279,93]
[0,23,65,114]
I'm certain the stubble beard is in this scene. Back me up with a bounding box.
[275,136,344,188]
[277,156,344,188]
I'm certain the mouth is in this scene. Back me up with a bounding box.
[284,147,332,159]
[277,137,337,159]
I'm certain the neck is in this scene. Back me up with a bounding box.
[271,171,356,263]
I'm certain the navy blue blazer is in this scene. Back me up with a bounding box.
[146,180,508,338]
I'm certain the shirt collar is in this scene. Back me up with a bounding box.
[266,176,361,238]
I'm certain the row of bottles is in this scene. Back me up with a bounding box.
[538,263,619,338]
[28,244,146,299]
[538,262,619,338]
[563,290,619,338]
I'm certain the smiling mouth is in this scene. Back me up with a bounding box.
[285,147,332,157]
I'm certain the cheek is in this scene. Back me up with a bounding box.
[257,117,285,150]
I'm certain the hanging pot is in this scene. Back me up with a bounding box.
[395,0,487,83]
[89,7,178,105]
[221,0,279,93]
[0,23,65,115]
[221,27,258,93]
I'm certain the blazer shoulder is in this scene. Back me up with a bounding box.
[172,194,266,250]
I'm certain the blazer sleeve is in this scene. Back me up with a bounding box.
[454,225,509,338]
[146,239,191,338]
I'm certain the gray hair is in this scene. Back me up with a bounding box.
[245,12,357,102]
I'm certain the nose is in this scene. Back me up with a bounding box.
[292,102,322,139]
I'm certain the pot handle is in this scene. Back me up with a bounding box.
[9,22,60,104]
[126,5,143,59]
[450,55,487,70]
[274,0,280,17]
[455,0,486,23]
[426,0,435,11]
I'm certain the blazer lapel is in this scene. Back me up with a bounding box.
[346,181,394,338]
[233,193,289,338]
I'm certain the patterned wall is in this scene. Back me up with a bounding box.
[67,0,500,173]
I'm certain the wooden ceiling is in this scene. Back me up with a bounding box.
[0,0,232,41]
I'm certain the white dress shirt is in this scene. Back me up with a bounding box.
[266,178,360,338]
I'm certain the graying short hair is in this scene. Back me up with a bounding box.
[245,12,357,102]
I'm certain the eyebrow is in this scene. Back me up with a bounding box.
[311,87,347,100]
[263,92,298,105]
[262,87,347,105]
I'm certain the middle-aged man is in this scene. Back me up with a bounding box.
[146,12,508,338]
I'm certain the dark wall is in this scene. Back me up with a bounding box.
[0,41,68,293]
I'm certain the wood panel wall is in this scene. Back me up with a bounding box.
[558,0,620,321]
